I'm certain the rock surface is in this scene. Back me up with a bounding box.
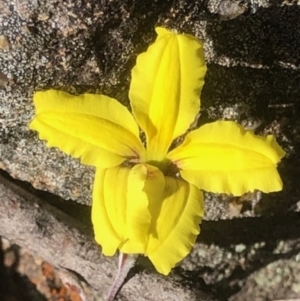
[1,0,300,300]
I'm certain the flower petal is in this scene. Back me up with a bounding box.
[124,164,165,252]
[30,89,145,168]
[92,163,204,275]
[92,167,125,255]
[146,178,204,275]
[129,27,207,161]
[92,164,164,256]
[167,121,286,195]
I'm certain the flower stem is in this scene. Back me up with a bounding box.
[105,253,137,301]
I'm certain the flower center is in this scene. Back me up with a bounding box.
[145,159,178,177]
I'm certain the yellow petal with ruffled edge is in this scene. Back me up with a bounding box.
[129,27,207,162]
[92,164,204,275]
[167,121,285,196]
[30,89,145,168]
[146,178,204,275]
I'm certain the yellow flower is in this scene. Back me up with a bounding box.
[29,27,285,275]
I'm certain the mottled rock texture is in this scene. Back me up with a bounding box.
[1,0,300,300]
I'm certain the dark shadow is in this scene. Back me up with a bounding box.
[199,212,300,246]
[0,238,48,301]
[206,6,300,67]
[201,64,300,117]
[0,169,92,227]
